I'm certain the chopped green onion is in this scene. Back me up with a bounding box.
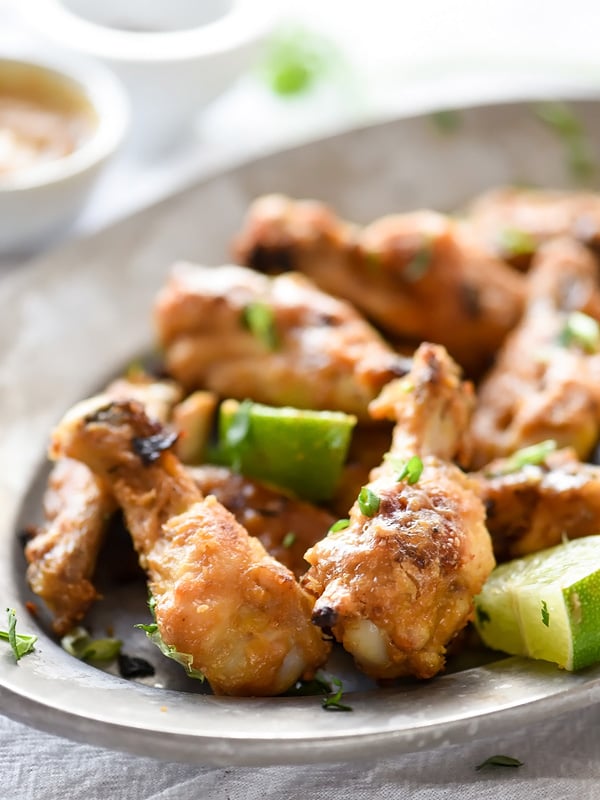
[61,626,121,662]
[404,245,432,282]
[387,454,424,485]
[497,228,537,258]
[475,755,523,771]
[559,311,600,353]
[282,531,296,548]
[358,486,380,517]
[243,302,279,350]
[0,609,37,661]
[329,518,350,533]
[322,676,353,712]
[492,439,557,476]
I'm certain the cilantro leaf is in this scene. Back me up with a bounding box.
[61,626,122,661]
[135,596,204,681]
[0,609,37,661]
[322,677,353,712]
[261,26,337,97]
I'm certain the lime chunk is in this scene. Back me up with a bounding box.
[218,399,356,502]
[474,536,600,670]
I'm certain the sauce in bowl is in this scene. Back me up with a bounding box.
[0,60,97,178]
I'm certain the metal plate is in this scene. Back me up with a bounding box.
[3,98,600,766]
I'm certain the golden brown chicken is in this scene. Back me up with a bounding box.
[302,343,495,680]
[467,186,600,270]
[154,262,410,422]
[473,447,600,562]
[50,397,330,696]
[469,237,600,468]
[233,194,525,375]
[188,464,335,578]
[25,375,182,635]
[24,458,115,635]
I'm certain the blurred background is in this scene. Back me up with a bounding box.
[1,0,600,262]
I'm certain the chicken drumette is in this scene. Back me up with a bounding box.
[302,343,495,680]
[472,447,600,562]
[467,186,600,270]
[154,262,409,422]
[50,397,329,696]
[469,237,600,468]
[25,375,182,635]
[233,194,525,375]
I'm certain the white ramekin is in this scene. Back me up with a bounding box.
[0,46,129,254]
[24,0,276,153]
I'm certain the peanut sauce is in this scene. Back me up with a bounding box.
[0,61,97,177]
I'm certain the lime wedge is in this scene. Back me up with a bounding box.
[474,536,600,670]
[218,399,356,502]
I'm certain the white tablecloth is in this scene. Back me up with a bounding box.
[4,1,600,796]
[3,703,600,799]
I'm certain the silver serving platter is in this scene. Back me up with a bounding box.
[3,99,600,766]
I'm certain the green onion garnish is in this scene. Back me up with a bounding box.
[329,518,350,533]
[559,311,600,353]
[243,302,279,350]
[358,487,380,517]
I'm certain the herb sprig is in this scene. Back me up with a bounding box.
[0,609,37,662]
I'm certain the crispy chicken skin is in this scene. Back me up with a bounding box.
[469,237,600,468]
[25,376,181,635]
[467,187,600,269]
[154,262,409,421]
[302,343,495,680]
[473,448,600,562]
[50,398,329,696]
[188,464,335,578]
[25,458,115,635]
[233,194,525,375]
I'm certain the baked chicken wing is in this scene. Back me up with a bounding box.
[302,343,495,680]
[473,447,600,562]
[154,262,409,422]
[49,397,329,696]
[469,237,600,468]
[467,186,600,270]
[233,194,525,375]
[25,375,182,635]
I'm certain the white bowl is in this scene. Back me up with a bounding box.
[26,0,276,153]
[0,49,129,255]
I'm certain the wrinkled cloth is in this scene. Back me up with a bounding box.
[2,703,600,800]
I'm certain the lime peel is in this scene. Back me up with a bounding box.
[474,536,600,671]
